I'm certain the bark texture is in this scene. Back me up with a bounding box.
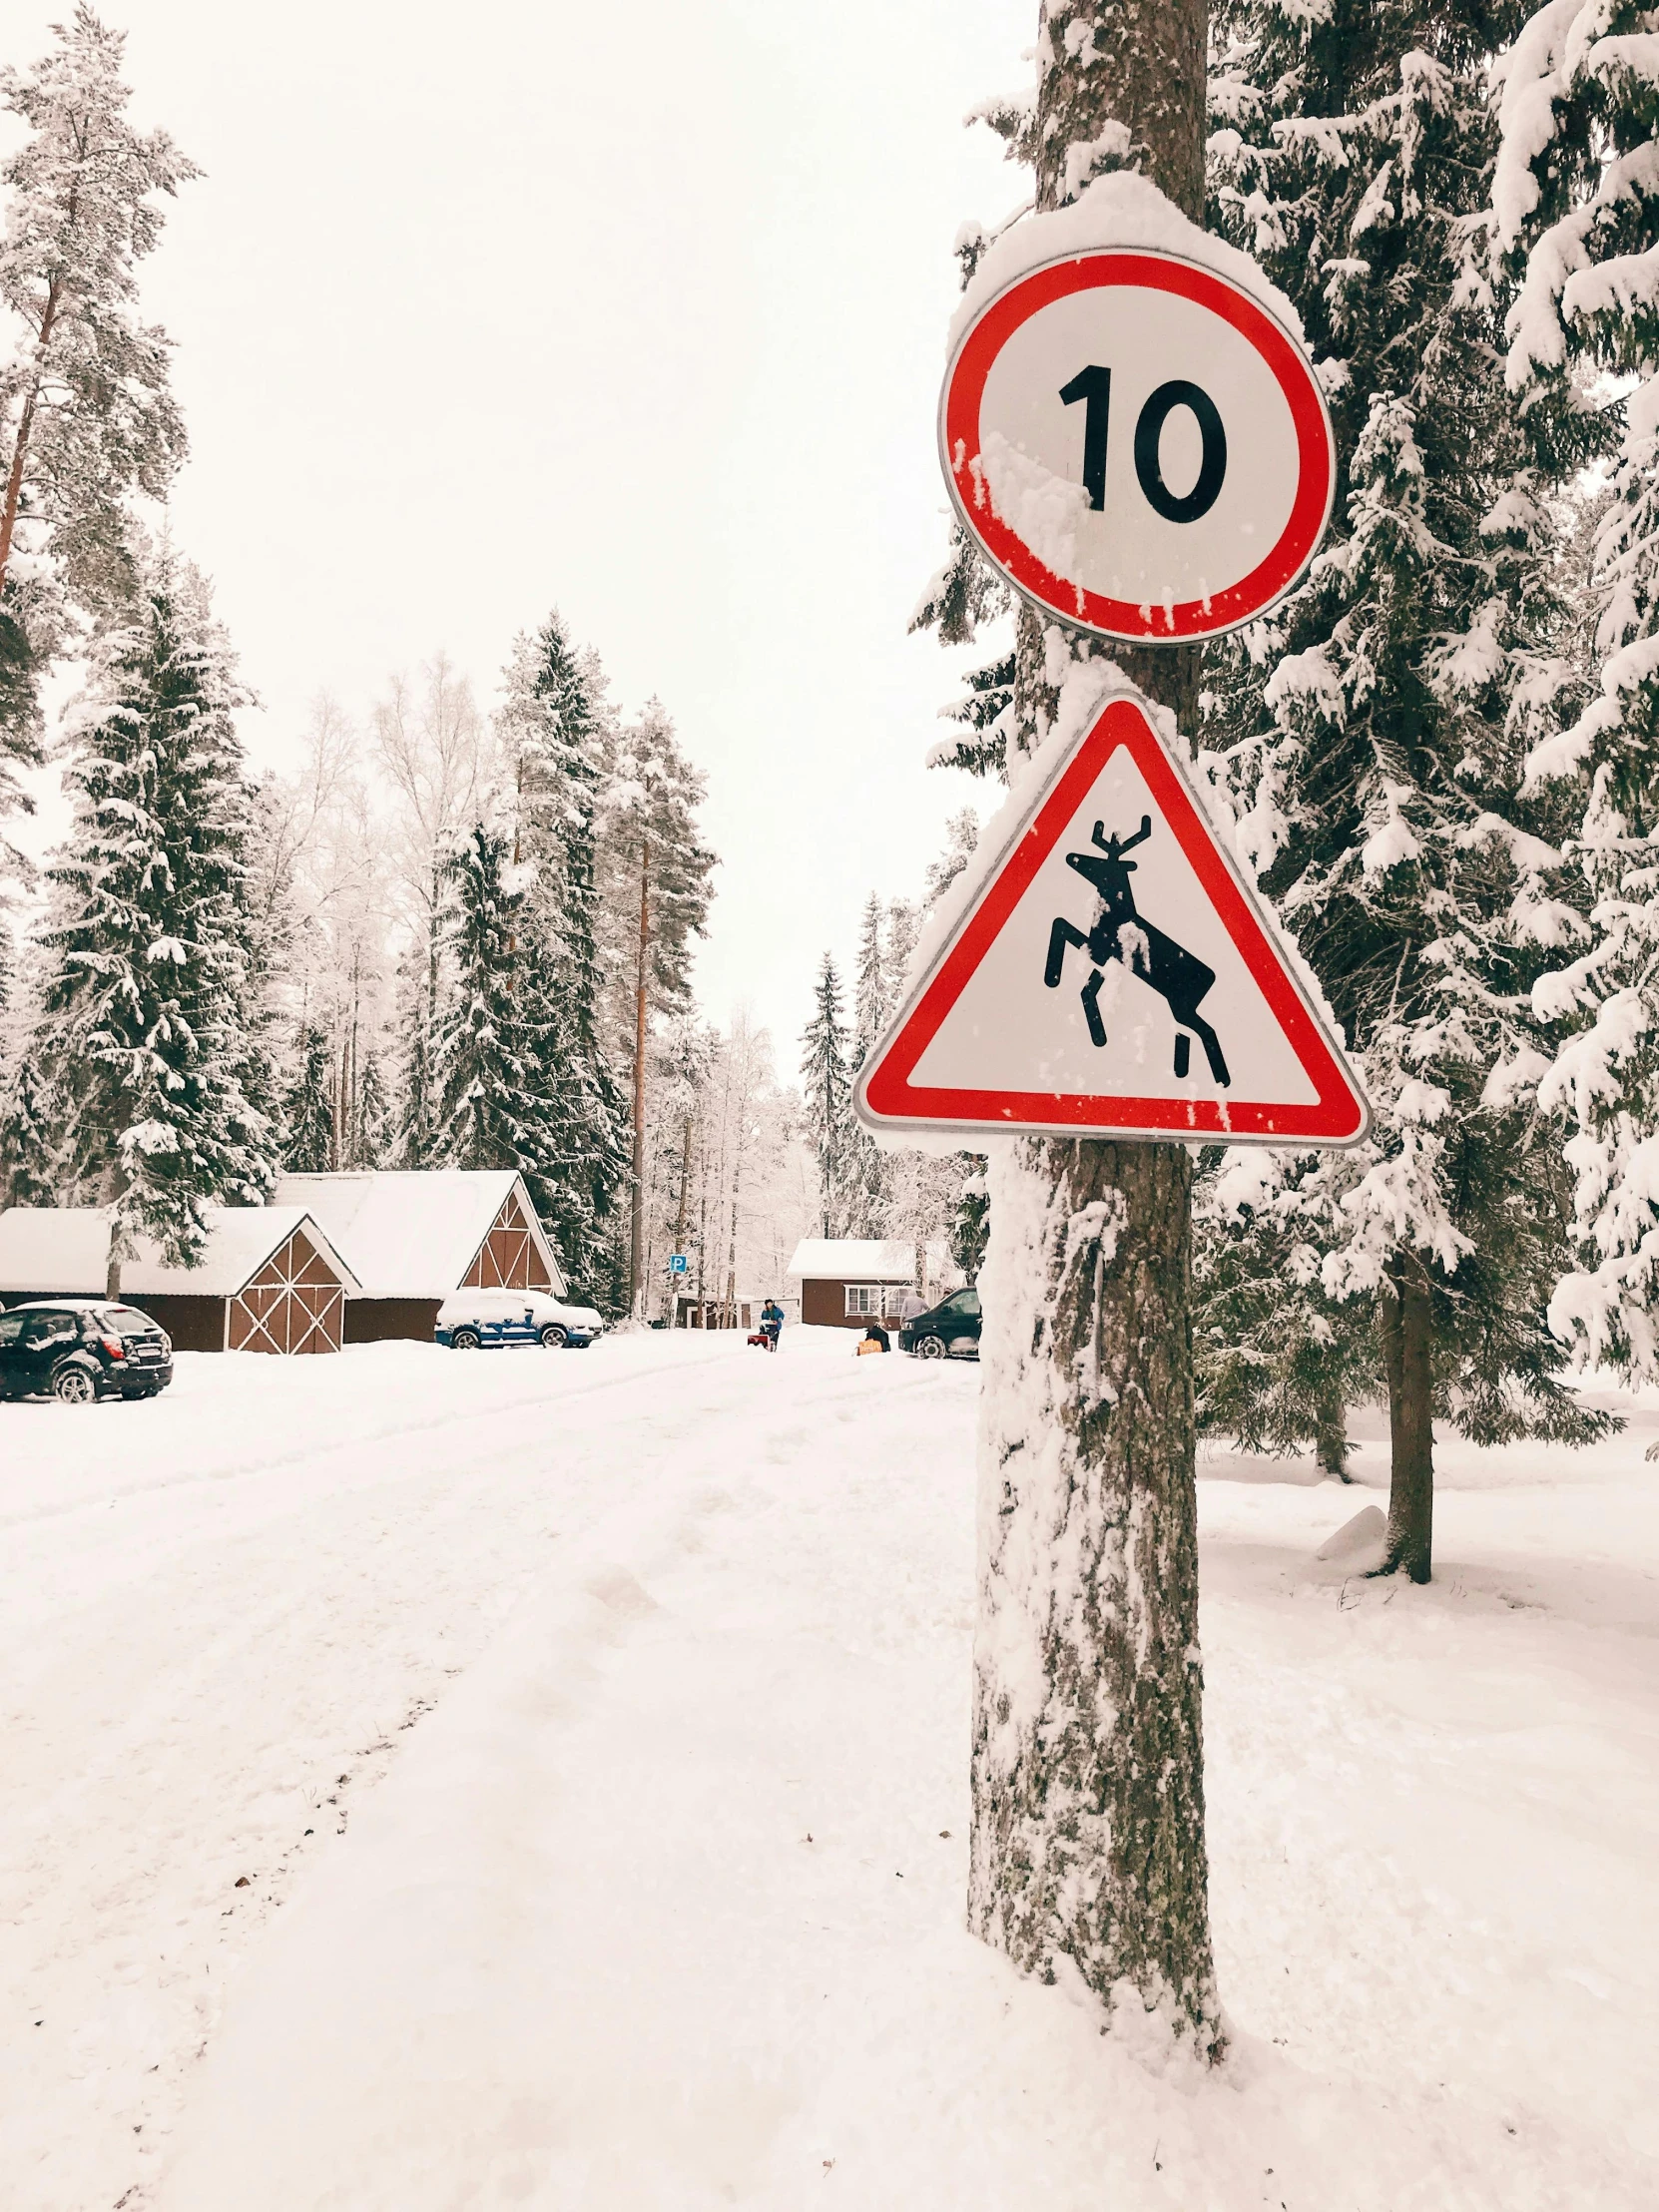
[1315,1389,1353,1482]
[968,1,1222,2056]
[1379,1260,1434,1581]
[971,1139,1220,2047]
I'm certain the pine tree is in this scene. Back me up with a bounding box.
[801,953,851,1238]
[602,698,717,1309]
[843,893,891,1237]
[941,1,1226,2059]
[31,554,276,1278]
[0,6,198,746]
[1491,5,1659,1375]
[0,1049,59,1206]
[498,611,629,1298]
[431,824,547,1175]
[280,1020,335,1173]
[389,945,437,1168]
[353,1047,390,1168]
[1193,1150,1376,1477]
[1203,0,1609,1577]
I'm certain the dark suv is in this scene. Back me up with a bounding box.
[899,1287,981,1361]
[0,1300,174,1404]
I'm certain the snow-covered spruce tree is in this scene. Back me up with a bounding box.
[388,943,437,1167]
[1491,4,1659,1375]
[497,611,630,1304]
[1193,1149,1377,1477]
[430,824,549,1176]
[280,1020,336,1173]
[31,556,276,1283]
[0,1050,59,1206]
[801,953,852,1239]
[931,2,1224,2054]
[600,698,716,1312]
[0,6,197,747]
[1205,0,1612,1575]
[912,524,1018,781]
[843,893,892,1237]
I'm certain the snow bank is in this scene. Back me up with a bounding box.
[144,1346,1659,2210]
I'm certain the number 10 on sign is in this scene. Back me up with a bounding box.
[940,249,1336,645]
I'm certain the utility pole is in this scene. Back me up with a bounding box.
[967,0,1224,2057]
[672,1110,693,1327]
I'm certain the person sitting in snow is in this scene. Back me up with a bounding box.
[855,1323,889,1355]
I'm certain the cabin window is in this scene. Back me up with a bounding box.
[844,1285,883,1317]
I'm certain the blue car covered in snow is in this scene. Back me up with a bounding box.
[435,1289,606,1351]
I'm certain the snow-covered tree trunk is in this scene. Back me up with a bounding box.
[1379,1255,1432,1581]
[969,0,1223,2057]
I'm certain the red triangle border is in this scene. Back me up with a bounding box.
[858,698,1369,1145]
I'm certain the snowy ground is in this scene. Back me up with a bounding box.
[2,1330,1653,2210]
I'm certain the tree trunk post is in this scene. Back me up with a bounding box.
[1315,1389,1352,1482]
[1378,1258,1433,1581]
[968,0,1224,2057]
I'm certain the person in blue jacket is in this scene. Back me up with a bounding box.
[760,1298,785,1350]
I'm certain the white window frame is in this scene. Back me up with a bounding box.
[844,1284,882,1318]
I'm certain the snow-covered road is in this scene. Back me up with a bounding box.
[3,1330,1654,2209]
[1,1332,751,2211]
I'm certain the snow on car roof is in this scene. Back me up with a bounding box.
[271,1172,565,1300]
[0,1207,361,1298]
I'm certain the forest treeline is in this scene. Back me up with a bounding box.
[0,8,814,1316]
[891,0,1659,1573]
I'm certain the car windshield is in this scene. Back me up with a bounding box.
[0,1313,24,1347]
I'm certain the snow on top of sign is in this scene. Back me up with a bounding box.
[949,171,1306,353]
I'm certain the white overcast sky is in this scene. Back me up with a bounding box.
[12,0,1028,1058]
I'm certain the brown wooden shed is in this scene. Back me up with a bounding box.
[785,1239,959,1331]
[270,1172,568,1343]
[0,1206,360,1353]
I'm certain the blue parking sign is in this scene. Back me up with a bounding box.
[669,1254,688,1275]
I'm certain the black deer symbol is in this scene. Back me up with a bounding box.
[1043,816,1231,1086]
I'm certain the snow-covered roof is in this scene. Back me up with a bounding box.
[786,1239,919,1282]
[270,1172,565,1300]
[0,1207,361,1298]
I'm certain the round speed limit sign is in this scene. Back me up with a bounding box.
[940,250,1336,644]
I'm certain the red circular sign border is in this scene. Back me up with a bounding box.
[939,248,1337,644]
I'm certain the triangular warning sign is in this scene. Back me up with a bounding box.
[856,695,1369,1147]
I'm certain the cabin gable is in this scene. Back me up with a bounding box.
[227,1226,347,1355]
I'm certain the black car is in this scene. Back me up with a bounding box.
[0,1300,174,1404]
[899,1287,981,1360]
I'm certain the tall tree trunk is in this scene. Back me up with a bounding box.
[0,275,64,595]
[103,1159,126,1301]
[1315,1388,1352,1482]
[1378,1258,1434,1581]
[629,836,650,1316]
[968,0,1223,2058]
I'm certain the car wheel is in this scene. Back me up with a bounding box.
[450,1328,481,1351]
[915,1334,946,1361]
[539,1324,569,1349]
[53,1366,97,1405]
